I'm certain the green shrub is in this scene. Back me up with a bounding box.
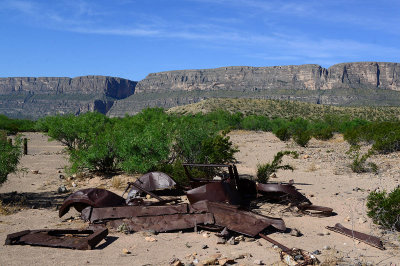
[290,118,311,147]
[273,125,291,141]
[367,187,400,230]
[311,121,334,140]
[256,151,298,183]
[0,115,36,134]
[0,135,22,184]
[347,145,378,174]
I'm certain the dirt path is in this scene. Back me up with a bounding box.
[0,132,399,265]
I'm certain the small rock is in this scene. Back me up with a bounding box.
[185,242,191,248]
[218,258,235,266]
[31,170,39,174]
[59,174,65,179]
[202,232,210,238]
[323,245,331,250]
[244,237,255,242]
[145,236,157,242]
[146,194,151,199]
[345,216,351,222]
[228,236,236,245]
[201,244,208,249]
[312,250,321,255]
[253,259,263,265]
[216,237,226,244]
[353,187,361,192]
[172,260,183,266]
[219,227,230,237]
[323,230,330,236]
[269,173,277,179]
[355,240,360,244]
[122,248,130,254]
[72,182,77,187]
[235,235,245,242]
[303,155,310,159]
[57,185,68,194]
[192,259,199,264]
[72,174,76,179]
[309,194,314,197]
[290,228,302,237]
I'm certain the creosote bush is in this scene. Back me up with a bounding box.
[256,151,298,183]
[0,133,22,185]
[367,187,400,230]
[347,145,378,174]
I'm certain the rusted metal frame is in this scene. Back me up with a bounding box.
[82,204,190,223]
[206,201,286,237]
[5,228,108,250]
[326,223,385,250]
[107,213,215,233]
[259,233,319,266]
[259,233,291,252]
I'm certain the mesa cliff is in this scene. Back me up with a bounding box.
[1,62,400,119]
[0,76,136,118]
[107,62,400,117]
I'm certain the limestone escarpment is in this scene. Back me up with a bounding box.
[108,62,400,116]
[0,76,136,119]
[134,62,400,94]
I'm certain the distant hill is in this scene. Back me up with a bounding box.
[1,62,400,119]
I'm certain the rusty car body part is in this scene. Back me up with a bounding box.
[107,213,215,232]
[126,182,165,202]
[326,223,385,250]
[257,183,333,216]
[5,228,108,250]
[259,233,319,266]
[125,172,176,199]
[207,201,286,237]
[186,182,242,205]
[82,204,191,223]
[59,188,126,218]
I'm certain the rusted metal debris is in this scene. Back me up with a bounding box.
[59,188,126,218]
[5,228,108,250]
[326,223,385,250]
[259,233,319,266]
[83,200,286,236]
[208,201,286,237]
[125,172,176,200]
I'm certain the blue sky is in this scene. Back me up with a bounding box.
[0,0,399,81]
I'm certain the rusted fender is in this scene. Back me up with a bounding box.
[59,188,126,218]
[5,228,108,250]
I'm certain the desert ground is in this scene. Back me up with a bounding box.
[0,131,399,265]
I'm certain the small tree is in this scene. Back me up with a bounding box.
[256,150,298,183]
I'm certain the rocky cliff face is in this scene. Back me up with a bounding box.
[108,62,400,116]
[0,76,136,118]
[2,62,400,119]
[135,62,400,93]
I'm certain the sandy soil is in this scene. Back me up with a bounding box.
[0,131,399,265]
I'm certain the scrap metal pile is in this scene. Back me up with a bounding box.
[5,163,384,264]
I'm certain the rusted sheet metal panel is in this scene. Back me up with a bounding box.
[59,188,126,218]
[5,228,108,250]
[326,223,385,250]
[107,213,215,232]
[82,204,190,223]
[186,182,242,205]
[297,204,333,216]
[207,202,286,237]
